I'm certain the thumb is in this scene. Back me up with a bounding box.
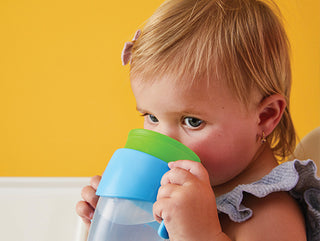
[168,160,210,183]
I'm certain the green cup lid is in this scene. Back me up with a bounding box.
[124,129,201,163]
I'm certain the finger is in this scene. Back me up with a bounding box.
[90,175,101,190]
[81,185,100,209]
[76,201,93,230]
[168,160,209,183]
[161,167,193,186]
[76,200,95,221]
[153,199,166,223]
[157,183,179,200]
[82,218,91,230]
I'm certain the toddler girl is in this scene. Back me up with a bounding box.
[77,0,320,240]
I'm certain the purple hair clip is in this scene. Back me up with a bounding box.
[121,29,142,66]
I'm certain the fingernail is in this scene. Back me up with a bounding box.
[168,162,175,169]
[89,211,94,220]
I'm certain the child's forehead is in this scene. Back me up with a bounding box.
[131,72,262,111]
[131,73,229,104]
[130,72,215,92]
[130,73,261,120]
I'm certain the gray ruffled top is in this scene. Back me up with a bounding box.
[216,160,320,241]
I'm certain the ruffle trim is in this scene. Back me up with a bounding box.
[216,160,320,240]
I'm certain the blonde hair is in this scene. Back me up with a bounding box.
[130,0,296,161]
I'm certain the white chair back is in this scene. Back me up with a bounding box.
[0,177,90,241]
[292,127,320,176]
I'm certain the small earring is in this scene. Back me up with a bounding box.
[261,131,267,144]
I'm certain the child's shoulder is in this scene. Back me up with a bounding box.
[217,159,320,240]
[221,191,306,241]
[244,192,306,240]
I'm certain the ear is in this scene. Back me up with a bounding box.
[257,94,286,136]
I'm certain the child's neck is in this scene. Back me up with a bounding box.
[213,144,279,197]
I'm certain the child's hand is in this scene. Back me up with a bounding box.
[76,175,101,230]
[153,160,226,241]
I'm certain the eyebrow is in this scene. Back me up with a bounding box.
[136,106,205,118]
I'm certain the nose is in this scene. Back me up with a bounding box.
[153,126,180,143]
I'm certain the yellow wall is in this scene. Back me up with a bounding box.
[1,0,319,177]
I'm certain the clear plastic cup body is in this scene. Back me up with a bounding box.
[87,197,165,241]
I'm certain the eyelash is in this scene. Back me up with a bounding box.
[182,117,204,129]
[140,113,204,129]
[140,113,158,122]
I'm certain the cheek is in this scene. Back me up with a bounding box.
[189,135,232,174]
[185,127,258,185]
[185,132,227,170]
[143,120,153,130]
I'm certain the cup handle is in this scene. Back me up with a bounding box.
[158,220,169,239]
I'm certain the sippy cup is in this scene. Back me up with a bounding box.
[87,129,200,241]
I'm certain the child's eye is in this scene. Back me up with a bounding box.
[143,113,159,123]
[183,117,204,128]
[148,114,159,123]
